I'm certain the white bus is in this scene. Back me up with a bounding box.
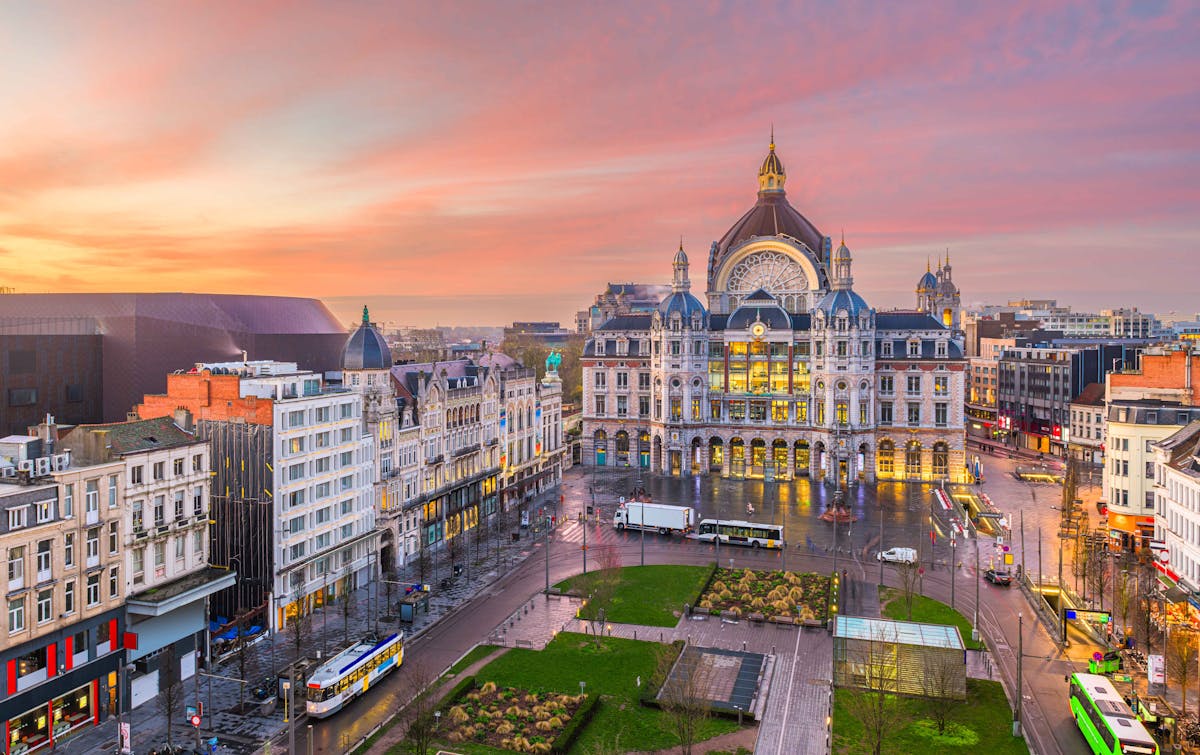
[695,519,784,549]
[306,632,404,718]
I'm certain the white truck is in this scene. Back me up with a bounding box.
[613,501,694,535]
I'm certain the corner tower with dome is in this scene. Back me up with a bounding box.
[582,138,968,484]
[341,306,408,570]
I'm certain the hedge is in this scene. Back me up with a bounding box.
[440,674,477,708]
[551,692,600,754]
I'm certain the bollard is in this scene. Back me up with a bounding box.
[772,644,775,654]
[742,641,746,652]
[634,630,637,640]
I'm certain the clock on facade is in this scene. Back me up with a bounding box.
[750,322,767,338]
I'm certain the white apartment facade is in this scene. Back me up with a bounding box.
[1152,422,1200,603]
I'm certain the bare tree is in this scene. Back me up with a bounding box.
[920,654,964,733]
[383,566,397,620]
[896,561,921,621]
[656,645,713,755]
[1167,629,1199,716]
[586,547,623,644]
[287,607,312,662]
[840,630,911,755]
[400,660,440,755]
[235,620,257,713]
[158,644,184,748]
[418,540,432,583]
[340,585,356,634]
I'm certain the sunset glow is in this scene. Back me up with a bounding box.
[2,2,1197,326]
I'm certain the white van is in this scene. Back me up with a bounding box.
[876,547,917,564]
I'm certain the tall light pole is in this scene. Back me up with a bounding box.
[1014,612,1023,738]
[973,540,980,642]
[878,503,884,586]
[951,537,957,609]
[583,484,591,575]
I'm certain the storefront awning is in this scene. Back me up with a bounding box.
[1156,570,1190,603]
[1107,512,1154,535]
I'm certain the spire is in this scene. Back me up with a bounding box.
[672,241,690,293]
[362,305,370,324]
[926,256,931,273]
[758,129,786,194]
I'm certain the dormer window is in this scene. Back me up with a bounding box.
[907,340,920,357]
[594,341,604,356]
[881,341,892,357]
[936,341,947,357]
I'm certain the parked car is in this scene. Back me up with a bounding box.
[876,547,917,564]
[984,568,1013,586]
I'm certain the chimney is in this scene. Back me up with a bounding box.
[173,407,195,433]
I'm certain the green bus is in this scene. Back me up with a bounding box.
[1068,672,1158,754]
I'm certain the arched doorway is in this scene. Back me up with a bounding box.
[857,443,870,481]
[750,439,766,479]
[652,435,663,472]
[905,440,922,480]
[772,440,789,480]
[813,441,826,481]
[877,439,895,477]
[709,437,724,475]
[691,437,703,475]
[615,431,630,466]
[729,437,745,478]
[638,431,651,469]
[379,529,396,574]
[932,441,949,478]
[795,440,810,476]
[594,429,608,466]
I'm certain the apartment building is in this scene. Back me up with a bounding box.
[1067,383,1105,466]
[1,434,126,753]
[136,362,375,633]
[58,415,231,708]
[1152,422,1200,607]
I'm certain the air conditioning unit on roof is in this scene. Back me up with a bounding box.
[19,459,34,473]
[35,457,51,477]
[54,453,71,471]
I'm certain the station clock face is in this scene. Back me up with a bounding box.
[750,322,767,338]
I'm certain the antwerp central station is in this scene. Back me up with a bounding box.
[582,140,968,484]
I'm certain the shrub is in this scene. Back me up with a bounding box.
[535,720,554,731]
[447,731,464,743]
[551,693,600,754]
[480,680,497,694]
[447,705,469,724]
[546,715,564,729]
[442,675,476,707]
[497,721,515,735]
[506,705,523,717]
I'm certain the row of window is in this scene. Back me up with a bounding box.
[593,396,951,427]
[8,524,116,591]
[129,454,204,485]
[131,487,205,530]
[7,569,117,635]
[131,531,206,585]
[284,402,358,429]
[283,427,359,456]
[594,338,948,358]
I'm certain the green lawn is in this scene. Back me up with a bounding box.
[415,631,738,754]
[554,564,714,626]
[446,644,504,676]
[833,678,1028,755]
[880,588,983,650]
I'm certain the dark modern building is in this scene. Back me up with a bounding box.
[0,294,350,434]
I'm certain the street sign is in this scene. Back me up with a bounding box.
[186,705,196,717]
[1003,553,1014,565]
[977,512,1005,519]
[1064,609,1111,624]
[190,714,202,727]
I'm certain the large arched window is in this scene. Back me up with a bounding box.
[615,431,630,465]
[932,441,949,477]
[905,440,922,478]
[795,439,810,475]
[877,440,894,475]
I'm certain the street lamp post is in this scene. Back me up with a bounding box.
[1014,612,1023,737]
[951,537,957,609]
[878,503,884,587]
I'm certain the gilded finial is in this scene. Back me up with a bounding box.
[679,235,684,251]
[945,248,951,265]
[840,228,845,246]
[926,256,931,273]
[769,123,775,151]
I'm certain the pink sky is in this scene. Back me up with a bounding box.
[2,2,1197,328]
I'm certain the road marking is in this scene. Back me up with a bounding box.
[776,615,806,755]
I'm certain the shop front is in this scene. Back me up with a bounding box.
[6,679,101,754]
[1107,512,1155,552]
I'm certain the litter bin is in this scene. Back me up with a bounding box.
[453,564,463,578]
[512,532,520,542]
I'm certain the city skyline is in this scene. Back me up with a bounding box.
[3,2,1198,328]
